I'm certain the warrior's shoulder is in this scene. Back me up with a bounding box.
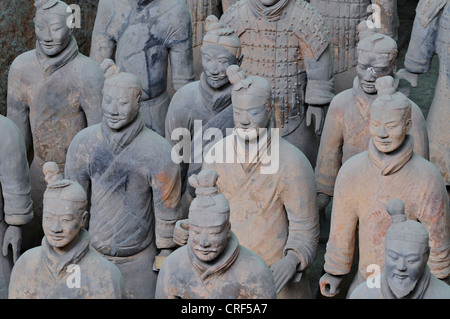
[220,0,251,36]
[289,0,330,59]
[9,50,37,74]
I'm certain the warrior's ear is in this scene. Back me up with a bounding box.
[405,118,412,135]
[81,211,89,228]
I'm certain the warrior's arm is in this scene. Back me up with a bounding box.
[80,64,105,127]
[90,0,117,64]
[323,169,359,276]
[151,160,182,249]
[7,61,33,157]
[64,132,91,198]
[416,172,450,280]
[314,99,344,197]
[281,160,320,273]
[0,117,33,226]
[404,3,441,74]
[410,103,430,160]
[167,7,195,91]
[304,44,335,107]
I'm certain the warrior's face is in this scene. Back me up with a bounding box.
[233,94,272,142]
[369,103,411,154]
[385,239,429,298]
[189,213,230,263]
[357,51,395,94]
[102,85,141,130]
[201,44,237,89]
[43,199,87,251]
[35,11,72,57]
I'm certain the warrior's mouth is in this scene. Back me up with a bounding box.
[105,115,126,123]
[375,139,392,146]
[394,273,409,280]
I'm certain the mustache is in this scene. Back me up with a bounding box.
[104,114,127,120]
[193,246,218,253]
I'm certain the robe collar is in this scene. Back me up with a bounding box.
[187,231,240,282]
[101,112,144,156]
[35,35,79,78]
[352,76,400,122]
[380,266,431,299]
[199,73,233,114]
[248,0,290,21]
[368,135,414,176]
[42,228,90,280]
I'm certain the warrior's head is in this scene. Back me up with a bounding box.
[201,15,242,89]
[34,0,73,57]
[42,162,88,253]
[369,76,412,154]
[100,59,143,130]
[384,199,430,298]
[188,169,231,263]
[356,21,398,94]
[227,65,273,142]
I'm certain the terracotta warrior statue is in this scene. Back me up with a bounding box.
[319,76,449,298]
[7,0,104,250]
[185,0,223,80]
[200,65,319,299]
[310,0,398,93]
[398,0,450,197]
[9,162,124,299]
[315,23,429,213]
[220,0,335,167]
[350,199,450,299]
[90,0,195,136]
[0,116,33,298]
[64,60,182,298]
[156,169,277,299]
[165,15,240,216]
[222,0,237,12]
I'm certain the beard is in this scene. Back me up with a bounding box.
[387,275,418,298]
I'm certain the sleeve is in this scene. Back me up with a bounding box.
[166,4,195,90]
[80,62,105,127]
[415,168,450,279]
[64,131,91,197]
[151,154,182,249]
[410,102,430,160]
[323,167,359,275]
[89,0,117,64]
[7,58,33,156]
[314,99,344,196]
[294,2,335,106]
[281,153,320,272]
[0,117,33,226]
[304,44,335,106]
[404,1,441,74]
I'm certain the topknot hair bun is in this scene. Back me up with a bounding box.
[226,65,247,85]
[376,76,397,96]
[100,58,121,79]
[386,198,407,223]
